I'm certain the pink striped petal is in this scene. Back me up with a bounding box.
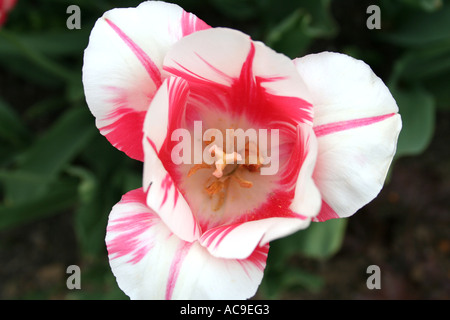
[106,188,268,300]
[143,77,200,243]
[294,52,402,220]
[163,28,313,128]
[82,1,210,161]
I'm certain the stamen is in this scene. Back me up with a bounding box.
[188,163,212,177]
[213,191,226,211]
[232,172,253,188]
[205,179,225,196]
[242,141,264,172]
[204,178,230,211]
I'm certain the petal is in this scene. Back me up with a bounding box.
[288,124,322,217]
[82,1,210,161]
[293,52,402,220]
[143,76,200,242]
[106,188,268,300]
[200,217,309,260]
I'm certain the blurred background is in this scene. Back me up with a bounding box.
[0,0,449,299]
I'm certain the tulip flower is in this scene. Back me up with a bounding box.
[82,1,401,299]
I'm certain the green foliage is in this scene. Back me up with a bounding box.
[0,0,448,299]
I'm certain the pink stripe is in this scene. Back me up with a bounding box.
[314,113,396,137]
[105,18,162,87]
[313,200,340,222]
[165,242,192,300]
[180,11,210,37]
[106,189,156,264]
[214,224,240,249]
[160,173,179,209]
[146,137,158,153]
[247,244,269,272]
[237,244,269,278]
[100,109,146,161]
[201,226,226,248]
[106,212,155,264]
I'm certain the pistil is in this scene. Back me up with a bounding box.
[208,144,242,178]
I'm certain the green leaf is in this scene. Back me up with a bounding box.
[0,98,30,147]
[265,9,313,58]
[73,175,118,256]
[389,40,450,83]
[68,164,135,256]
[1,107,96,204]
[424,71,450,110]
[391,86,435,157]
[379,3,450,47]
[294,219,348,259]
[399,0,444,12]
[259,264,324,299]
[0,30,78,83]
[0,178,78,230]
[264,0,336,58]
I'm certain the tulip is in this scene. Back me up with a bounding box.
[82,1,401,299]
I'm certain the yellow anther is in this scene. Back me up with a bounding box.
[232,172,253,188]
[187,163,212,177]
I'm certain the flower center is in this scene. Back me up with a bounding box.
[187,131,265,211]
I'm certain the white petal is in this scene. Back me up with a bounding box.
[106,188,268,300]
[289,124,322,218]
[200,217,310,259]
[294,52,402,220]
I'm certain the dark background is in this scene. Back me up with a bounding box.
[0,0,449,299]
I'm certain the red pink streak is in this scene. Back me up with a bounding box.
[313,200,339,222]
[314,113,396,137]
[165,242,192,300]
[107,211,155,264]
[101,108,146,161]
[160,173,179,209]
[180,11,211,37]
[104,18,162,87]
